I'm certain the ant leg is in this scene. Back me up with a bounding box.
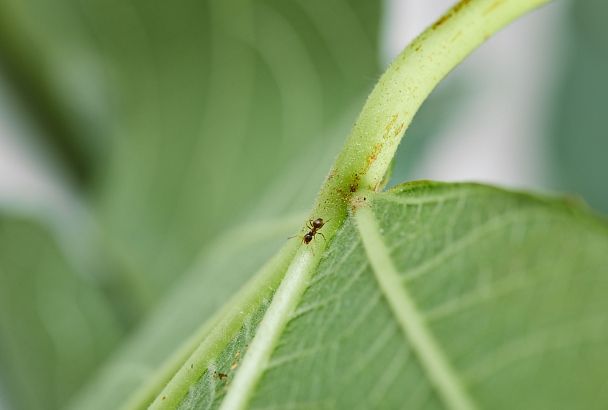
[318,232,326,241]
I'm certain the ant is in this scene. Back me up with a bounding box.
[288,218,329,245]
[303,218,327,244]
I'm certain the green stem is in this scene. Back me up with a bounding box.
[307,0,551,240]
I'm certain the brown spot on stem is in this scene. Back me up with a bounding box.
[367,143,382,167]
[394,122,405,138]
[432,14,449,29]
[384,114,398,139]
[432,0,471,29]
[383,114,405,142]
[335,187,349,203]
[454,0,472,13]
[349,173,361,193]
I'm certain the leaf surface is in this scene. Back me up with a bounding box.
[161,182,608,410]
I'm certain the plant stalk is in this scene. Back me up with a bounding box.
[307,0,551,240]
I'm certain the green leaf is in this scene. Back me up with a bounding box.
[73,2,570,409]
[5,1,606,410]
[0,2,382,405]
[155,182,608,409]
[0,215,123,410]
[0,0,382,302]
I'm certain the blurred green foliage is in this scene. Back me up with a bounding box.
[2,0,381,304]
[0,0,381,409]
[548,0,608,214]
[0,216,122,409]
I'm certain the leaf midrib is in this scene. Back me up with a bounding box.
[355,202,477,410]
[218,249,317,410]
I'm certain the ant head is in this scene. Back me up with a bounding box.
[304,232,314,244]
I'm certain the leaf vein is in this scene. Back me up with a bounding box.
[397,210,527,282]
[355,205,477,410]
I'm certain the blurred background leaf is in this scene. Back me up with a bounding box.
[0,0,382,408]
[547,0,608,214]
[0,0,381,305]
[0,216,122,410]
